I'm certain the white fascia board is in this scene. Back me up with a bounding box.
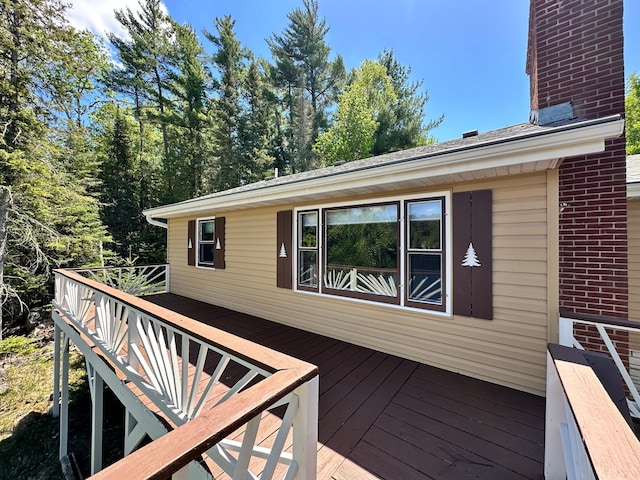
[629,183,640,199]
[145,118,624,220]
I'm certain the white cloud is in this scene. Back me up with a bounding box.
[66,0,168,41]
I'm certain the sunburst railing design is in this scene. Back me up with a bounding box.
[52,269,318,479]
[72,264,169,296]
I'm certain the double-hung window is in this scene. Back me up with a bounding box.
[198,218,215,267]
[295,194,448,313]
[406,198,445,311]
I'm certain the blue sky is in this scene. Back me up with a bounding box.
[68,0,640,143]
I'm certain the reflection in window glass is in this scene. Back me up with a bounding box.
[408,253,442,304]
[297,211,318,289]
[299,211,317,248]
[200,221,214,242]
[409,200,441,249]
[325,205,398,297]
[299,251,317,287]
[198,219,215,266]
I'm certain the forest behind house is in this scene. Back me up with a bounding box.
[2,0,639,338]
[0,0,446,336]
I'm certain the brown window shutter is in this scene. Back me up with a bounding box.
[453,190,493,320]
[214,216,225,269]
[277,210,293,289]
[187,219,196,266]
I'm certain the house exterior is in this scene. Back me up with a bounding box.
[628,154,640,382]
[144,0,628,397]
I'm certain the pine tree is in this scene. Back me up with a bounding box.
[374,49,443,155]
[267,0,345,172]
[239,60,275,182]
[205,15,249,190]
[165,22,213,200]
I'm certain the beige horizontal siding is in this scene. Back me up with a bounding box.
[166,172,553,395]
[629,199,640,351]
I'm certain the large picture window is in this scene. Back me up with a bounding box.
[324,204,399,303]
[295,195,448,313]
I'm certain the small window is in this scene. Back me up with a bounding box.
[297,211,318,290]
[406,199,445,310]
[198,219,215,267]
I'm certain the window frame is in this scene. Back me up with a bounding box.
[296,209,320,292]
[322,201,401,305]
[196,217,216,268]
[293,192,452,315]
[404,197,446,312]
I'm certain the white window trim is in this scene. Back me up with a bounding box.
[293,191,452,316]
[196,216,216,269]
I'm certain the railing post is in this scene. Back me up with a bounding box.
[544,350,567,479]
[52,323,61,418]
[91,371,104,475]
[558,316,574,347]
[59,333,70,460]
[165,263,170,293]
[292,375,319,479]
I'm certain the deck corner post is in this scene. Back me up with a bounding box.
[90,371,104,475]
[544,350,567,479]
[292,375,319,479]
[52,322,61,418]
[165,263,170,293]
[59,333,70,460]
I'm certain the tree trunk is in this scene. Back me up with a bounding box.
[0,187,12,341]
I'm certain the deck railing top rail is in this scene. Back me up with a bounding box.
[546,344,640,480]
[53,268,319,479]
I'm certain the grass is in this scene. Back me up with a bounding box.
[0,334,90,480]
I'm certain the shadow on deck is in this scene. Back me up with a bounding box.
[147,293,545,480]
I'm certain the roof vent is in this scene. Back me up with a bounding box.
[333,160,346,166]
[462,129,478,139]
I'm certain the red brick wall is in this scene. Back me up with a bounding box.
[529,0,628,319]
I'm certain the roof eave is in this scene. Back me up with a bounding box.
[145,117,624,220]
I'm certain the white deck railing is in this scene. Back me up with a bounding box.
[72,264,170,296]
[558,314,640,417]
[545,314,640,480]
[52,269,318,479]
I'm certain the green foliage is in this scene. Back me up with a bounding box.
[374,49,443,154]
[205,16,248,190]
[314,61,396,164]
[0,336,37,356]
[627,73,640,155]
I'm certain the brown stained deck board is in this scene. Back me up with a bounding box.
[145,294,545,480]
[399,382,544,451]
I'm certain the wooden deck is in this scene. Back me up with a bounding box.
[147,293,545,480]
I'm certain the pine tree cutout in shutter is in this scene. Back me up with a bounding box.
[453,190,493,319]
[187,220,196,266]
[276,210,293,289]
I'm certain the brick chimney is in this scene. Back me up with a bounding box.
[527,0,628,320]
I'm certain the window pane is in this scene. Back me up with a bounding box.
[408,253,442,304]
[199,244,214,265]
[298,212,317,248]
[298,251,317,287]
[325,204,398,297]
[326,204,397,226]
[200,221,214,241]
[408,200,441,250]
